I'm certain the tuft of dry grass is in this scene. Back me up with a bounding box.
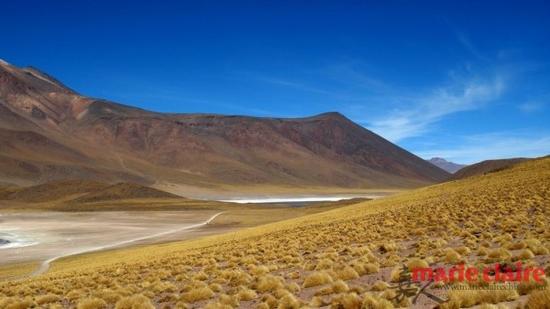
[115,294,155,309]
[303,271,333,288]
[76,298,108,309]
[406,258,429,271]
[180,287,214,303]
[361,293,394,309]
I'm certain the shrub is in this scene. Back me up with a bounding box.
[330,292,362,309]
[332,280,350,293]
[477,247,489,256]
[363,263,379,274]
[455,246,471,255]
[286,282,300,293]
[257,275,285,292]
[209,283,223,293]
[181,287,214,303]
[251,265,270,276]
[260,294,278,308]
[444,249,462,264]
[303,271,333,288]
[237,288,257,301]
[218,294,239,307]
[361,293,394,309]
[486,248,512,261]
[115,294,155,309]
[277,294,301,309]
[406,258,429,271]
[309,296,326,307]
[516,249,535,260]
[0,297,35,309]
[370,280,389,291]
[36,294,60,305]
[315,258,334,270]
[336,266,359,280]
[77,298,108,309]
[204,301,232,309]
[379,242,398,253]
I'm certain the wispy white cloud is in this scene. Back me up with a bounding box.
[414,132,550,164]
[364,74,505,142]
[455,31,491,62]
[322,62,393,93]
[518,101,545,113]
[256,77,336,95]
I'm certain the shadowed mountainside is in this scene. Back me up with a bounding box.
[0,60,450,194]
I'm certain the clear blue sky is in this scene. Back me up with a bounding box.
[1,1,549,164]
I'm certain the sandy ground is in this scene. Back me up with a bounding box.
[0,210,225,268]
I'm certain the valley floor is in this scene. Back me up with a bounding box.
[0,197,366,281]
[0,211,222,269]
[1,159,549,308]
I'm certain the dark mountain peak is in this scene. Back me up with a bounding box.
[312,111,348,121]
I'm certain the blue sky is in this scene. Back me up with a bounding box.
[1,1,549,164]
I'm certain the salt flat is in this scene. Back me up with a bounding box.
[217,193,388,204]
[0,210,222,267]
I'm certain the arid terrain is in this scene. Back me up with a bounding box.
[1,1,549,308]
[0,211,222,269]
[0,195,373,280]
[1,157,548,308]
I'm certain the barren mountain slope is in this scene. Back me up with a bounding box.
[0,60,450,192]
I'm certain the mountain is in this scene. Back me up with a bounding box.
[452,157,529,180]
[427,157,467,174]
[0,60,450,195]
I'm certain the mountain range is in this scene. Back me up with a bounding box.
[427,157,467,174]
[0,60,450,196]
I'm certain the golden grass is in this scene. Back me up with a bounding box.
[0,158,548,307]
[0,262,37,282]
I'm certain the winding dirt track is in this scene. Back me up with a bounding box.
[29,212,225,277]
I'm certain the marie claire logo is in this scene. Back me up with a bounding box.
[412,262,545,283]
[391,262,546,305]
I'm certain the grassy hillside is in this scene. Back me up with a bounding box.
[1,158,549,308]
[452,157,530,180]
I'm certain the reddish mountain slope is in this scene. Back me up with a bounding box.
[0,60,450,193]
